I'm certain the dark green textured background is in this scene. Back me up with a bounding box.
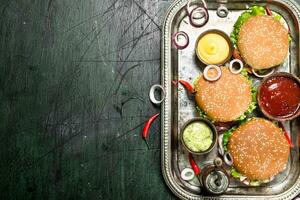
[0,0,174,199]
[1,0,300,200]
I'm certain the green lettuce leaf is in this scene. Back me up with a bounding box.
[289,35,292,43]
[240,68,249,79]
[193,76,200,87]
[236,101,256,121]
[251,86,257,104]
[223,127,235,151]
[249,179,271,186]
[195,106,213,122]
[230,167,244,178]
[249,180,260,186]
[231,167,271,186]
[235,70,257,121]
[274,13,282,21]
[257,69,269,75]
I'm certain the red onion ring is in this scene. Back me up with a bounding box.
[172,31,189,50]
[186,0,207,14]
[265,5,272,16]
[189,6,209,28]
[214,121,236,133]
[203,65,221,81]
[223,152,233,166]
[218,134,224,156]
[215,121,237,127]
[251,68,275,78]
[216,126,229,132]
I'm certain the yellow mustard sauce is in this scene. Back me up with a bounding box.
[197,33,230,65]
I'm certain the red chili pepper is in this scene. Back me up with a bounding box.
[189,153,200,175]
[179,80,195,94]
[141,113,160,149]
[279,122,294,148]
[142,113,160,139]
[265,5,272,16]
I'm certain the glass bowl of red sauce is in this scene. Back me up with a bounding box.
[257,72,300,121]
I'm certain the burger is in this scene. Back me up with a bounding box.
[194,66,256,122]
[231,6,289,69]
[223,118,290,186]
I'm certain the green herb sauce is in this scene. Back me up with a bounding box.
[183,122,213,152]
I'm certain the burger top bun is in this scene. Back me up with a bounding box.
[238,16,289,69]
[195,67,252,122]
[228,118,290,180]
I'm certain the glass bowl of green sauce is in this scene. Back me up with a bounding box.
[181,118,218,155]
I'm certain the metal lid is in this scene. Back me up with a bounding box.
[202,168,229,194]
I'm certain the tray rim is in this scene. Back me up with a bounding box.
[161,0,300,199]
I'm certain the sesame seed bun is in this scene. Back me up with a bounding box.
[228,118,290,180]
[237,16,289,69]
[195,67,252,122]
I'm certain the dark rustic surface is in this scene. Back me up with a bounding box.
[0,0,174,199]
[1,0,300,200]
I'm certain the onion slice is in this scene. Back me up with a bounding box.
[180,167,195,181]
[223,152,233,166]
[214,121,236,132]
[217,5,228,18]
[265,5,272,16]
[172,31,189,50]
[218,134,224,156]
[203,65,222,81]
[239,176,247,182]
[229,59,244,74]
[251,68,275,78]
[242,179,250,185]
[189,6,209,28]
[186,0,207,14]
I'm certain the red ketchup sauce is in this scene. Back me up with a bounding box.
[259,76,300,117]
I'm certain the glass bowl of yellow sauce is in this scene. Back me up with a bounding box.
[181,118,218,155]
[196,29,233,66]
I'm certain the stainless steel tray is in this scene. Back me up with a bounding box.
[161,0,300,199]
